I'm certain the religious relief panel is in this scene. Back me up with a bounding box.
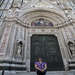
[31,18,53,26]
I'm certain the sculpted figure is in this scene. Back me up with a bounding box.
[68,41,75,56]
[17,40,23,57]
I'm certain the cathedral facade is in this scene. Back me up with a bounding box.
[0,0,75,72]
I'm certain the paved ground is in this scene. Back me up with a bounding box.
[0,71,75,75]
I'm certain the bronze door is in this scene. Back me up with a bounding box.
[30,35,64,71]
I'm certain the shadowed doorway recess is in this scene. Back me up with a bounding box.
[30,35,65,71]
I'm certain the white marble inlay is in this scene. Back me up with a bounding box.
[0,24,12,56]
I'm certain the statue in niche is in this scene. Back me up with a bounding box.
[68,41,75,56]
[17,40,23,57]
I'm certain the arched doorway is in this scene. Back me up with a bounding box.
[30,34,65,71]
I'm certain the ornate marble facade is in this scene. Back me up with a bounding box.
[0,0,75,71]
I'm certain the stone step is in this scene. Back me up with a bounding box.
[0,71,75,75]
[0,60,26,71]
[68,60,75,70]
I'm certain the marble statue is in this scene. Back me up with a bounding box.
[68,41,75,56]
[17,40,23,57]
